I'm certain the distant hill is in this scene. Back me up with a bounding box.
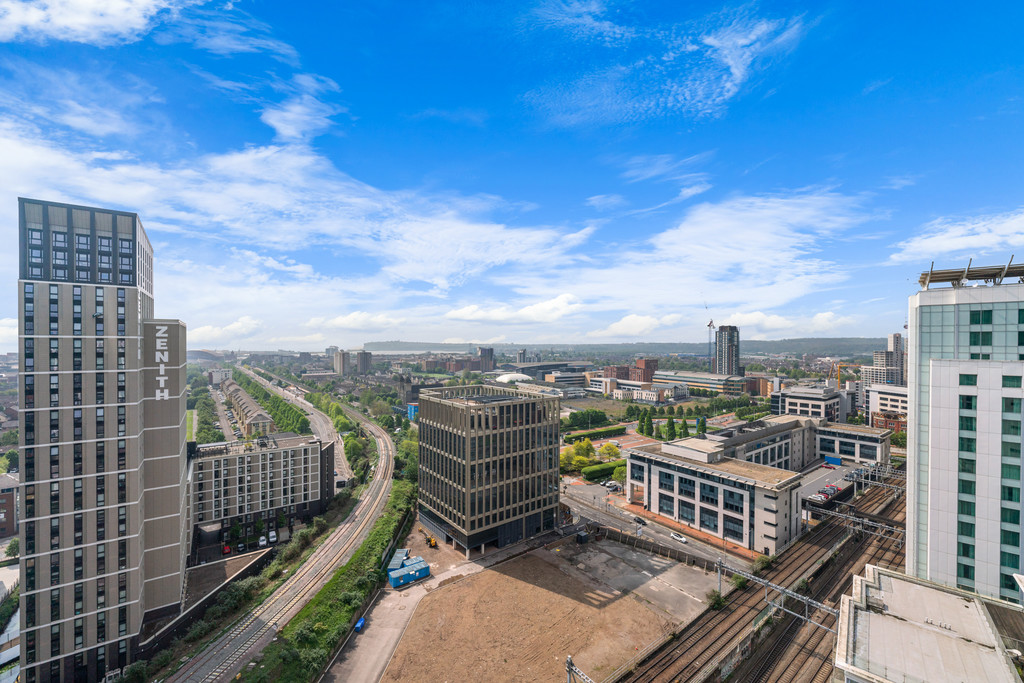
[363,338,889,358]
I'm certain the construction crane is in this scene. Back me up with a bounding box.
[827,363,862,387]
[705,301,715,373]
[566,656,596,683]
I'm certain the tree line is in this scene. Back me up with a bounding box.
[232,369,311,435]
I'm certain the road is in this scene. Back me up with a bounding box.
[560,478,737,567]
[167,372,393,682]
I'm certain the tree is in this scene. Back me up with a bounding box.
[560,448,575,473]
[613,464,626,484]
[2,449,16,472]
[665,417,676,440]
[681,418,690,438]
[891,431,907,448]
[5,538,18,558]
[697,417,707,435]
[645,414,655,437]
[0,430,17,447]
[572,439,596,461]
[665,405,676,416]
[598,443,620,459]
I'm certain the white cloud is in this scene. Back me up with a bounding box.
[0,318,16,350]
[883,175,918,190]
[157,9,299,63]
[267,332,326,345]
[588,313,681,338]
[586,193,626,210]
[441,335,508,345]
[0,0,201,45]
[189,315,262,344]
[445,293,582,324]
[532,0,636,45]
[260,74,345,142]
[528,5,807,125]
[718,310,855,338]
[889,208,1024,263]
[307,312,406,330]
[620,152,712,183]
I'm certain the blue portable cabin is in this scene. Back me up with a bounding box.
[388,560,430,588]
[402,555,425,568]
[388,548,410,572]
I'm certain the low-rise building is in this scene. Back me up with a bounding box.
[867,384,908,432]
[652,370,748,395]
[207,368,231,387]
[0,472,18,538]
[626,440,802,556]
[814,422,892,464]
[835,564,1023,683]
[189,434,331,537]
[222,378,274,437]
[771,385,845,422]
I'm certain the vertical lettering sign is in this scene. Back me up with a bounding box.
[154,325,170,400]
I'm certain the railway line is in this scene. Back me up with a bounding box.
[619,469,906,683]
[167,380,396,682]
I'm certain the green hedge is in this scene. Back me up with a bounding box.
[581,459,626,482]
[563,425,626,444]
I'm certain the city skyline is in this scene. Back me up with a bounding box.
[2,2,1024,351]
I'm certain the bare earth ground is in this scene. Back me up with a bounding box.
[382,549,671,683]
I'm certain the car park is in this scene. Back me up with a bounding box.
[670,532,688,543]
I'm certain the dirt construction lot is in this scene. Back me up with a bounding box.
[382,547,674,682]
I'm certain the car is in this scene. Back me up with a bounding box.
[237,542,246,553]
[268,530,277,543]
[670,532,688,543]
[258,536,267,548]
[821,464,835,469]
[633,517,648,526]
[222,545,231,555]
[808,494,827,503]
[818,488,831,495]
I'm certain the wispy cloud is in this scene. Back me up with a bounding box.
[306,312,406,330]
[889,208,1024,263]
[190,315,263,344]
[588,313,681,338]
[155,8,299,63]
[883,174,918,190]
[260,73,346,142]
[445,293,582,324]
[586,193,626,210]
[412,108,489,127]
[862,77,892,95]
[0,0,202,45]
[527,4,808,125]
[619,152,712,183]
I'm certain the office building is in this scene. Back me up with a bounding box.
[861,333,908,388]
[626,439,802,556]
[17,198,189,681]
[325,345,338,358]
[477,347,494,373]
[652,370,750,395]
[355,350,372,375]
[908,262,1024,602]
[867,384,908,432]
[603,365,630,380]
[770,385,844,422]
[417,385,560,558]
[715,325,741,376]
[516,349,527,364]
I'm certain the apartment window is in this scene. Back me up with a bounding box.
[958,542,975,559]
[50,624,60,657]
[969,309,993,324]
[49,481,59,515]
[1002,529,1021,546]
[25,592,35,628]
[960,374,978,386]
[118,573,127,603]
[1005,398,1023,414]
[1003,486,1021,503]
[119,606,127,637]
[26,630,35,664]
[74,548,83,580]
[50,517,60,550]
[959,416,977,431]
[118,539,127,569]
[958,479,976,495]
[97,544,106,574]
[1004,442,1023,458]
[97,476,105,507]
[74,618,83,650]
[969,331,992,346]
[1002,508,1021,525]
[25,485,35,518]
[1003,464,1022,481]
[97,508,106,541]
[959,437,977,453]
[118,507,126,537]
[957,563,975,581]
[97,611,106,642]
[25,557,35,591]
[74,583,83,616]
[1004,420,1022,437]
[1003,552,1021,570]
[73,513,83,545]
[1004,375,1024,389]
[958,500,976,516]
[50,588,60,621]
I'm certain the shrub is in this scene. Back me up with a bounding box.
[581,459,626,482]
[563,425,627,444]
[299,647,329,674]
[313,516,328,535]
[122,661,148,683]
[752,554,776,576]
[707,590,726,610]
[184,619,213,643]
[730,574,748,590]
[151,649,174,670]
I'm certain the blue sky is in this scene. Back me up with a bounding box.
[1,1,1023,352]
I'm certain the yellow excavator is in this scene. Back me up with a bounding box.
[419,527,438,548]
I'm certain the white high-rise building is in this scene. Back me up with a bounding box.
[908,263,1024,602]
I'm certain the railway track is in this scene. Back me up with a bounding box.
[620,469,906,683]
[167,392,396,682]
[733,481,906,683]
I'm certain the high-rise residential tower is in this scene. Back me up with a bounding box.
[477,347,494,373]
[908,262,1024,602]
[417,385,560,558]
[715,325,741,376]
[355,350,372,375]
[18,199,188,682]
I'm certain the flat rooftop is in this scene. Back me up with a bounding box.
[819,422,891,437]
[629,442,799,488]
[836,565,1021,683]
[194,433,317,458]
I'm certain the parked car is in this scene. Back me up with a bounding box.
[808,494,827,503]
[268,530,277,543]
[237,542,246,553]
[222,545,231,555]
[258,536,267,548]
[634,517,648,526]
[670,532,688,544]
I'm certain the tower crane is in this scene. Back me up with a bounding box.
[705,301,715,373]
